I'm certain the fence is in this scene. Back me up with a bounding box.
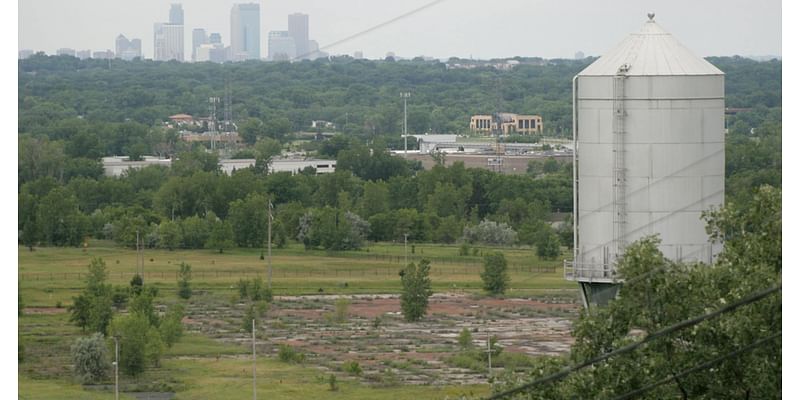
[19,265,556,282]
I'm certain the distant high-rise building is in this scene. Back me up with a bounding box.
[268,31,296,61]
[209,32,222,44]
[353,51,363,59]
[574,51,585,60]
[56,48,76,57]
[169,4,184,25]
[288,13,309,59]
[196,43,227,63]
[116,34,142,60]
[192,28,208,61]
[93,50,114,59]
[230,3,261,61]
[306,40,327,60]
[18,49,34,59]
[154,23,184,61]
[77,50,92,60]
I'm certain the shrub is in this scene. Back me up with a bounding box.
[332,298,350,323]
[278,344,305,364]
[342,360,363,376]
[458,328,473,350]
[159,304,185,348]
[481,252,510,295]
[237,278,273,302]
[463,220,518,246]
[177,262,192,299]
[399,259,433,322]
[328,374,338,391]
[70,333,111,384]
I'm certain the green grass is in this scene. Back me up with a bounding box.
[18,376,136,399]
[166,356,488,400]
[19,243,573,307]
[18,241,574,399]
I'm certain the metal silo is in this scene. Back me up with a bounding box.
[566,14,725,306]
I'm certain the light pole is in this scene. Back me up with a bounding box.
[113,336,119,400]
[267,200,273,290]
[252,318,257,400]
[404,233,409,266]
[400,92,411,157]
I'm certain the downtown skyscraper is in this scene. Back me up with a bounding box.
[154,4,184,61]
[230,3,261,61]
[288,13,309,59]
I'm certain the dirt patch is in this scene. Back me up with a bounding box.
[186,292,579,386]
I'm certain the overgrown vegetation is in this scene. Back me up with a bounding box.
[399,259,433,322]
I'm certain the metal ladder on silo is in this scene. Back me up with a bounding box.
[612,64,630,269]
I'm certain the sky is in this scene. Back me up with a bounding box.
[18,0,782,60]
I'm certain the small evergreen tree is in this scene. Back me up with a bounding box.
[481,252,510,295]
[399,259,433,322]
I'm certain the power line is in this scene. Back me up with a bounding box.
[292,0,448,60]
[609,332,781,400]
[486,284,781,400]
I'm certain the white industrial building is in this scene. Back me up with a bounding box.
[103,156,335,177]
[566,15,725,305]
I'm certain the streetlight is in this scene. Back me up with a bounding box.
[113,336,119,400]
[400,92,411,157]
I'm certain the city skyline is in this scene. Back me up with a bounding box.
[19,0,782,60]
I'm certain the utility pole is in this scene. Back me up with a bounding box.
[252,318,257,400]
[486,331,493,378]
[267,201,273,290]
[404,233,409,266]
[400,92,411,157]
[113,336,119,400]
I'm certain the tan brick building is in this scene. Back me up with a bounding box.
[469,113,543,135]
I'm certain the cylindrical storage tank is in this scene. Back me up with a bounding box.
[569,16,724,285]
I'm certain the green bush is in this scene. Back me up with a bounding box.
[177,262,192,299]
[399,259,433,322]
[277,344,305,364]
[457,327,473,350]
[70,333,111,384]
[342,360,363,376]
[481,252,510,295]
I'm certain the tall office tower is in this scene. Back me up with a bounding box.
[230,3,261,61]
[115,34,142,60]
[19,49,34,59]
[56,48,76,57]
[353,51,363,59]
[288,13,309,59]
[192,28,208,61]
[154,23,184,61]
[130,39,142,58]
[268,31,296,61]
[116,34,129,56]
[169,4,184,25]
[209,32,222,44]
[76,50,91,60]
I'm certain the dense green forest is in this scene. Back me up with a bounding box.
[17,55,781,254]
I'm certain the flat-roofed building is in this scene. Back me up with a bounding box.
[469,113,543,135]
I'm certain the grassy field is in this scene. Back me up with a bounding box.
[18,241,576,399]
[19,242,573,307]
[18,311,490,399]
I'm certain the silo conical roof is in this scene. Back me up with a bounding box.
[578,16,724,76]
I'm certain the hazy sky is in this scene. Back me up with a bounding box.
[18,0,782,60]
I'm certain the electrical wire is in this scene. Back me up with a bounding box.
[486,284,781,400]
[609,332,781,400]
[292,0,448,61]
